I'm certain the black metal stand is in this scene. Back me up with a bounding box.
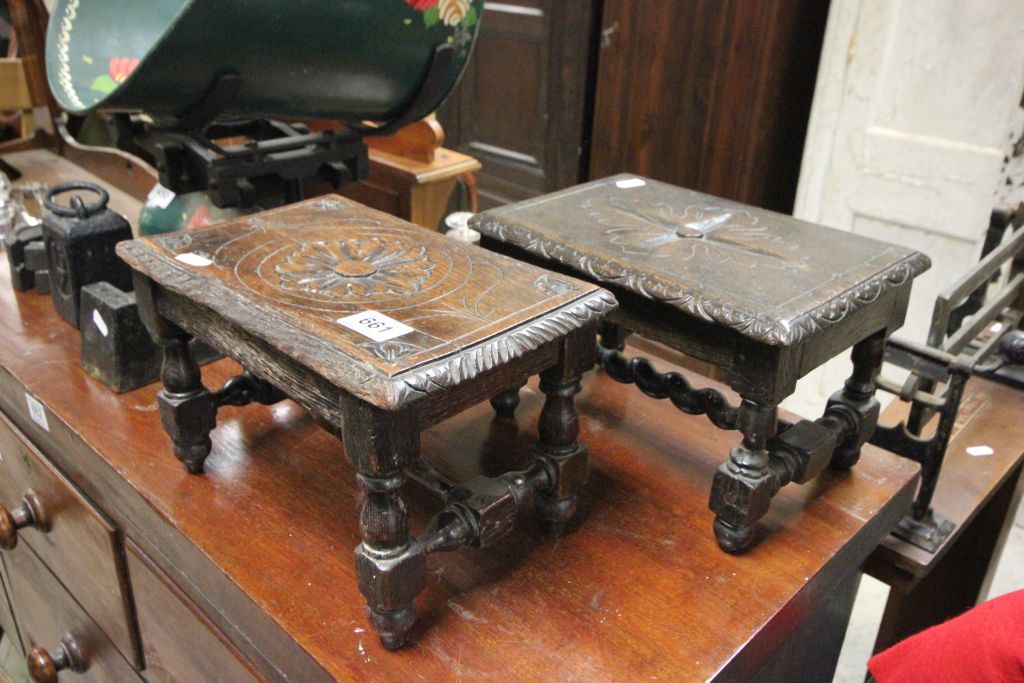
[101,44,459,212]
[872,210,1024,552]
[108,117,369,209]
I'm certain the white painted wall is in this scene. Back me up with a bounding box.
[786,0,1024,417]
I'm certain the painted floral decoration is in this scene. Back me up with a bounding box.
[404,0,477,28]
[275,238,434,297]
[90,56,141,94]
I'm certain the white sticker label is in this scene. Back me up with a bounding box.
[966,445,994,457]
[92,308,109,337]
[175,252,213,267]
[615,177,646,189]
[337,311,414,342]
[26,393,49,432]
[147,184,176,209]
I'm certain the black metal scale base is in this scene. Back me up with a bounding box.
[102,44,459,211]
[892,512,956,553]
[108,116,370,210]
[872,210,1024,553]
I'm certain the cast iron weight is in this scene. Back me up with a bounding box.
[41,182,133,329]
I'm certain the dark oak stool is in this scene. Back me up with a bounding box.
[116,196,615,647]
[473,175,931,552]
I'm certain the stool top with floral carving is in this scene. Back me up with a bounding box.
[117,196,615,410]
[472,175,931,347]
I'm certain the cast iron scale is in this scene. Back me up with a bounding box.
[474,175,932,553]
[103,45,460,211]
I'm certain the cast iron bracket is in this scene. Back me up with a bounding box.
[871,208,1024,552]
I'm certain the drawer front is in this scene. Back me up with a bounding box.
[126,542,261,683]
[0,411,140,666]
[0,555,23,655]
[7,544,141,682]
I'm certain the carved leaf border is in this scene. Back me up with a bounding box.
[392,290,617,405]
[118,241,617,411]
[473,217,931,346]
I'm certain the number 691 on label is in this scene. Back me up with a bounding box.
[337,310,415,342]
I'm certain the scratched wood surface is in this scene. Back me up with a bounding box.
[0,260,919,682]
[474,175,931,347]
[117,195,604,381]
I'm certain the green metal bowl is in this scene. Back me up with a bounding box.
[45,0,482,123]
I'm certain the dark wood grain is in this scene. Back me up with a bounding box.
[6,544,141,682]
[0,411,141,668]
[120,197,614,644]
[476,176,926,550]
[117,195,614,410]
[125,540,260,683]
[0,556,22,656]
[438,0,600,207]
[0,256,919,680]
[6,0,59,137]
[589,0,830,213]
[474,175,929,348]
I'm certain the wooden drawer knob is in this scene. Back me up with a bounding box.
[26,635,86,682]
[0,490,49,550]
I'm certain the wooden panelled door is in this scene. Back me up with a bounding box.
[589,0,830,213]
[438,1,601,209]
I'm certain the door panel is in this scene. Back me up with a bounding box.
[439,1,600,208]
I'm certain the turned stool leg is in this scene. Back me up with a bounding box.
[709,399,778,553]
[828,329,885,472]
[597,320,631,352]
[155,331,217,473]
[531,325,595,536]
[490,382,526,419]
[341,398,425,649]
[133,273,216,474]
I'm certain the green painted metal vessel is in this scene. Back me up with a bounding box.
[45,0,482,123]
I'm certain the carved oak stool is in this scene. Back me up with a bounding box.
[473,175,931,553]
[116,196,615,647]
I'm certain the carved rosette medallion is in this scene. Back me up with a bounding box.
[275,239,433,297]
[227,222,463,312]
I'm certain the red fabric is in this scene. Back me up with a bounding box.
[869,589,1024,683]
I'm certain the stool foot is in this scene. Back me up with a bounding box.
[155,339,217,475]
[534,448,586,536]
[175,436,213,474]
[366,596,419,650]
[343,399,424,648]
[713,517,756,554]
[490,384,523,419]
[135,273,218,474]
[708,399,778,553]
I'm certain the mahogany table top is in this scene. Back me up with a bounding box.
[473,174,931,346]
[0,258,919,682]
[117,195,614,409]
